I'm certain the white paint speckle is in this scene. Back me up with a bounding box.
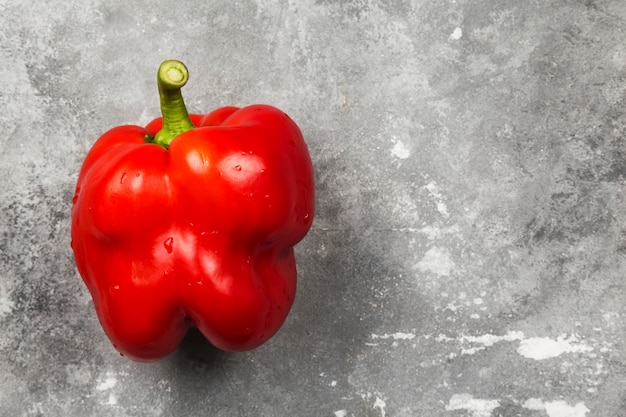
[0,297,15,318]
[437,331,601,363]
[355,392,388,417]
[517,335,593,360]
[371,332,416,341]
[96,376,117,391]
[436,201,448,216]
[522,398,590,417]
[391,140,411,159]
[461,346,485,355]
[436,334,454,342]
[373,397,387,417]
[416,246,455,276]
[450,27,463,40]
[425,181,449,217]
[455,331,524,355]
[462,331,524,347]
[0,279,14,319]
[446,393,499,417]
[445,301,459,312]
[522,398,545,410]
[334,410,347,417]
[107,393,117,406]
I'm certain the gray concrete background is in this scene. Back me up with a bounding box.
[1,0,626,416]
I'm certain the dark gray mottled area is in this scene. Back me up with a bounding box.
[2,0,626,416]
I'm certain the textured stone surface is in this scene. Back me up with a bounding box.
[2,0,626,416]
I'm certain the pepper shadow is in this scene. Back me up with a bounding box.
[158,329,241,416]
[169,327,230,368]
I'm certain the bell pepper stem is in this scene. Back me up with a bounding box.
[154,60,195,148]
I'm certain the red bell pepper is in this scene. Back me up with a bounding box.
[71,60,315,361]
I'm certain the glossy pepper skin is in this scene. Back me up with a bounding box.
[71,60,314,361]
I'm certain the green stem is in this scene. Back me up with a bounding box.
[153,60,195,148]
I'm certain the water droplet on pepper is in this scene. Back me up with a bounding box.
[164,237,174,253]
[109,285,120,297]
